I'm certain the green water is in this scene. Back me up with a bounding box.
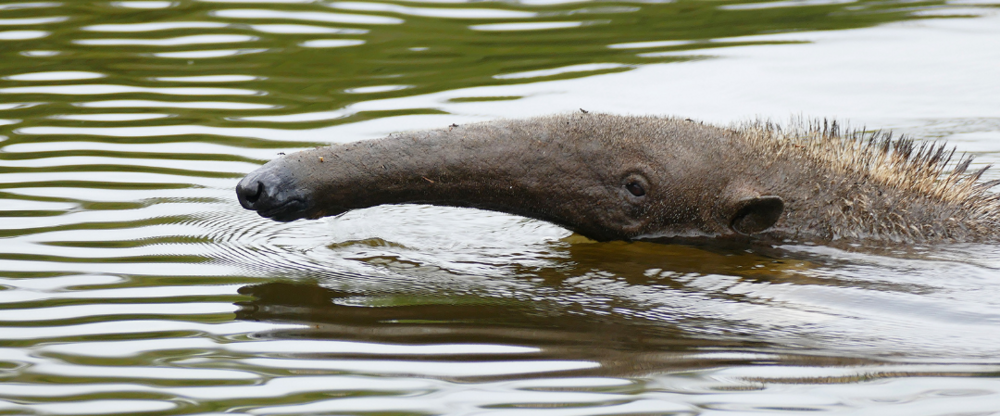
[2,0,1000,414]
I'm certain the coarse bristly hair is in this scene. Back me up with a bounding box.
[733,118,1000,243]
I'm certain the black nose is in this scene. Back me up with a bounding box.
[236,177,265,209]
[235,163,311,221]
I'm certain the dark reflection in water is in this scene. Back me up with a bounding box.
[236,280,1000,385]
[236,281,846,380]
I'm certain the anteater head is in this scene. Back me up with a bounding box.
[237,114,794,242]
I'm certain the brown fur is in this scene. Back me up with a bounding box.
[236,113,1000,245]
[737,119,1000,242]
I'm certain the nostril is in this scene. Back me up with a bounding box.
[237,179,266,208]
[246,181,264,204]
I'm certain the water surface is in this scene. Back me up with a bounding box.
[2,0,1000,414]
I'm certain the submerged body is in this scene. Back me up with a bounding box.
[236,113,1000,245]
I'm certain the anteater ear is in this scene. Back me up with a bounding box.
[729,196,784,235]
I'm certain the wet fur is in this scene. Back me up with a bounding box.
[737,119,1000,243]
[237,113,1000,245]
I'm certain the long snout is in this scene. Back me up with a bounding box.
[236,161,312,222]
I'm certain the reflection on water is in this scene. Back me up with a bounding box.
[236,281,1000,379]
[2,0,1000,413]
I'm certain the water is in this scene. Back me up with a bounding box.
[2,0,1000,414]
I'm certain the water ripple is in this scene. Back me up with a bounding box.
[82,21,229,31]
[0,30,49,40]
[248,23,369,34]
[494,63,629,79]
[5,71,106,81]
[2,140,280,159]
[152,48,270,59]
[329,2,538,18]
[226,339,539,355]
[470,21,589,31]
[75,34,257,46]
[211,8,405,24]
[0,16,68,25]
[3,400,177,415]
[29,362,259,380]
[50,113,172,121]
[75,99,278,110]
[15,125,325,142]
[0,302,234,322]
[0,85,261,96]
[152,74,258,82]
[244,357,600,377]
[299,39,365,48]
[0,3,62,10]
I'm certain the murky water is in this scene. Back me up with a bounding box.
[3,0,1000,414]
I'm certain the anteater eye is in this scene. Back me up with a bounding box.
[625,182,645,197]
